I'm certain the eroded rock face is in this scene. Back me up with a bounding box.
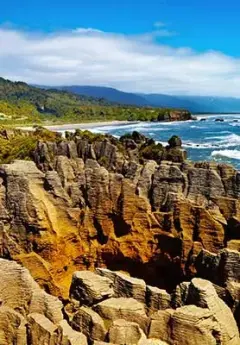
[67,270,240,345]
[70,271,114,306]
[0,131,239,299]
[1,258,239,345]
[0,259,87,345]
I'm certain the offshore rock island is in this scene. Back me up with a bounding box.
[0,127,239,344]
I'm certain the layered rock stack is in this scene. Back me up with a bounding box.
[0,131,238,297]
[0,129,239,343]
[1,258,239,344]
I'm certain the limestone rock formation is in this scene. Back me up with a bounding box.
[0,131,239,299]
[0,258,87,345]
[96,268,146,304]
[70,270,114,305]
[107,319,144,345]
[94,297,150,334]
[71,306,107,341]
[1,256,240,345]
[0,129,240,344]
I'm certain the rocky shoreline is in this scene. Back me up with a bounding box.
[0,128,239,344]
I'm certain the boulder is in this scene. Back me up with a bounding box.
[71,306,107,341]
[94,297,150,334]
[0,259,63,324]
[108,319,143,344]
[186,278,239,344]
[96,268,146,303]
[58,319,87,345]
[27,313,58,345]
[0,307,27,345]
[70,271,114,306]
[148,310,173,342]
[146,286,171,313]
[168,135,182,148]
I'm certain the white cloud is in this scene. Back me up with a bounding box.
[0,26,240,97]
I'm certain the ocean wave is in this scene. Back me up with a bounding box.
[229,122,240,127]
[211,150,240,160]
[183,134,240,149]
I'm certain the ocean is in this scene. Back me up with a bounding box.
[53,114,240,170]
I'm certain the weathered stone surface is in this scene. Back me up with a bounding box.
[186,278,239,344]
[71,306,107,341]
[0,131,239,310]
[27,313,58,345]
[0,258,88,345]
[146,286,171,313]
[94,297,150,334]
[170,305,220,345]
[195,248,240,287]
[171,281,191,308]
[108,319,143,345]
[0,259,63,323]
[149,309,173,341]
[58,319,88,345]
[0,307,26,345]
[96,268,146,304]
[70,271,114,305]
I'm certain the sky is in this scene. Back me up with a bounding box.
[1,0,240,96]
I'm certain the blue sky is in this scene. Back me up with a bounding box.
[1,0,240,96]
[2,0,240,55]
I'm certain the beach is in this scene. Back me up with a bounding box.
[19,120,139,132]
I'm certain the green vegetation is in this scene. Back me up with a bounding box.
[0,127,60,164]
[168,135,182,147]
[0,77,191,126]
[139,142,164,161]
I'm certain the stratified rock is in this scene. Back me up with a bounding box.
[149,309,173,342]
[0,307,26,345]
[170,305,221,345]
[146,286,171,313]
[0,259,63,323]
[94,297,150,334]
[96,268,146,303]
[195,249,240,287]
[71,306,107,341]
[171,282,191,308]
[186,278,239,344]
[70,271,114,306]
[58,319,88,345]
[0,259,87,345]
[27,313,58,345]
[0,129,239,303]
[108,319,143,344]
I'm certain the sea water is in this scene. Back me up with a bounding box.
[54,114,240,169]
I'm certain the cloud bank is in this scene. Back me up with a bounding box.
[0,26,240,97]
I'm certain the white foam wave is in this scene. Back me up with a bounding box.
[183,134,240,149]
[211,150,240,160]
[229,122,240,127]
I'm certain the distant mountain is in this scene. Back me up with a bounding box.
[1,77,187,123]
[141,94,200,112]
[0,77,117,121]
[48,85,151,107]
[35,84,240,113]
[180,96,240,113]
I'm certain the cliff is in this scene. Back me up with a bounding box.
[0,130,238,294]
[0,258,239,344]
[0,128,239,344]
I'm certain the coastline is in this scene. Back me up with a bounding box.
[18,120,140,131]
